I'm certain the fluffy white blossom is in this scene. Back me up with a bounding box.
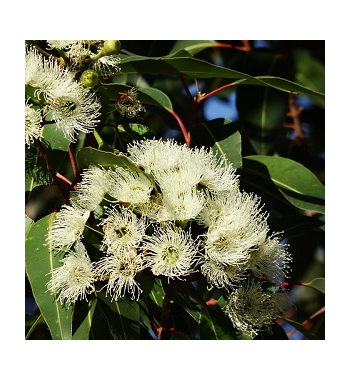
[94,248,145,301]
[204,191,269,266]
[48,202,90,252]
[46,40,121,74]
[201,257,246,290]
[143,224,199,279]
[46,241,95,305]
[46,81,101,142]
[75,165,112,211]
[247,235,292,282]
[224,281,290,337]
[127,139,191,175]
[25,46,101,143]
[107,166,154,205]
[157,188,205,222]
[46,40,80,51]
[99,206,148,255]
[25,46,74,96]
[25,102,42,146]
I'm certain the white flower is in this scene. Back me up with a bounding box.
[142,224,199,279]
[107,166,154,205]
[25,46,74,96]
[25,46,101,143]
[92,54,121,75]
[94,248,144,301]
[46,40,80,50]
[247,235,292,282]
[75,165,111,211]
[25,102,42,146]
[46,81,101,142]
[224,281,290,337]
[127,139,190,175]
[204,191,269,266]
[46,241,95,305]
[48,202,90,252]
[188,146,239,193]
[196,188,241,226]
[115,88,145,118]
[158,188,205,222]
[201,257,246,290]
[99,206,147,254]
[127,139,239,194]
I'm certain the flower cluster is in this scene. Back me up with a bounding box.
[25,45,102,145]
[46,138,292,337]
[24,40,132,147]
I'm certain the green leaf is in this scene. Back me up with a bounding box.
[304,278,325,294]
[25,214,34,238]
[77,146,140,172]
[149,278,165,308]
[199,304,238,340]
[41,123,71,151]
[25,213,73,340]
[243,155,325,214]
[190,118,242,168]
[116,123,158,149]
[96,293,140,340]
[282,318,320,340]
[25,146,52,193]
[119,56,325,101]
[72,298,97,340]
[169,40,218,56]
[293,49,325,108]
[236,52,290,154]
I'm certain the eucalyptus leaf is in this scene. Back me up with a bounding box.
[25,213,73,340]
[72,298,97,340]
[41,123,71,151]
[169,40,218,56]
[190,118,242,168]
[243,155,325,214]
[282,318,320,340]
[119,56,325,102]
[77,146,139,171]
[236,52,290,154]
[96,293,140,340]
[304,278,325,294]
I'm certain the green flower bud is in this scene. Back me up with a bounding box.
[102,40,121,56]
[80,70,100,88]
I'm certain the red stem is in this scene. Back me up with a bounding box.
[199,81,243,102]
[166,108,191,147]
[35,139,70,204]
[68,145,78,178]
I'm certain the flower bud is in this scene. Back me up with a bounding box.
[80,69,100,88]
[102,40,122,56]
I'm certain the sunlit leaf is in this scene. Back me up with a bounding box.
[243,155,325,214]
[25,213,73,340]
[190,118,242,168]
[119,56,325,101]
[169,40,218,56]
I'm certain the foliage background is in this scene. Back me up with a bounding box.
[25,39,325,341]
[6,0,344,376]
